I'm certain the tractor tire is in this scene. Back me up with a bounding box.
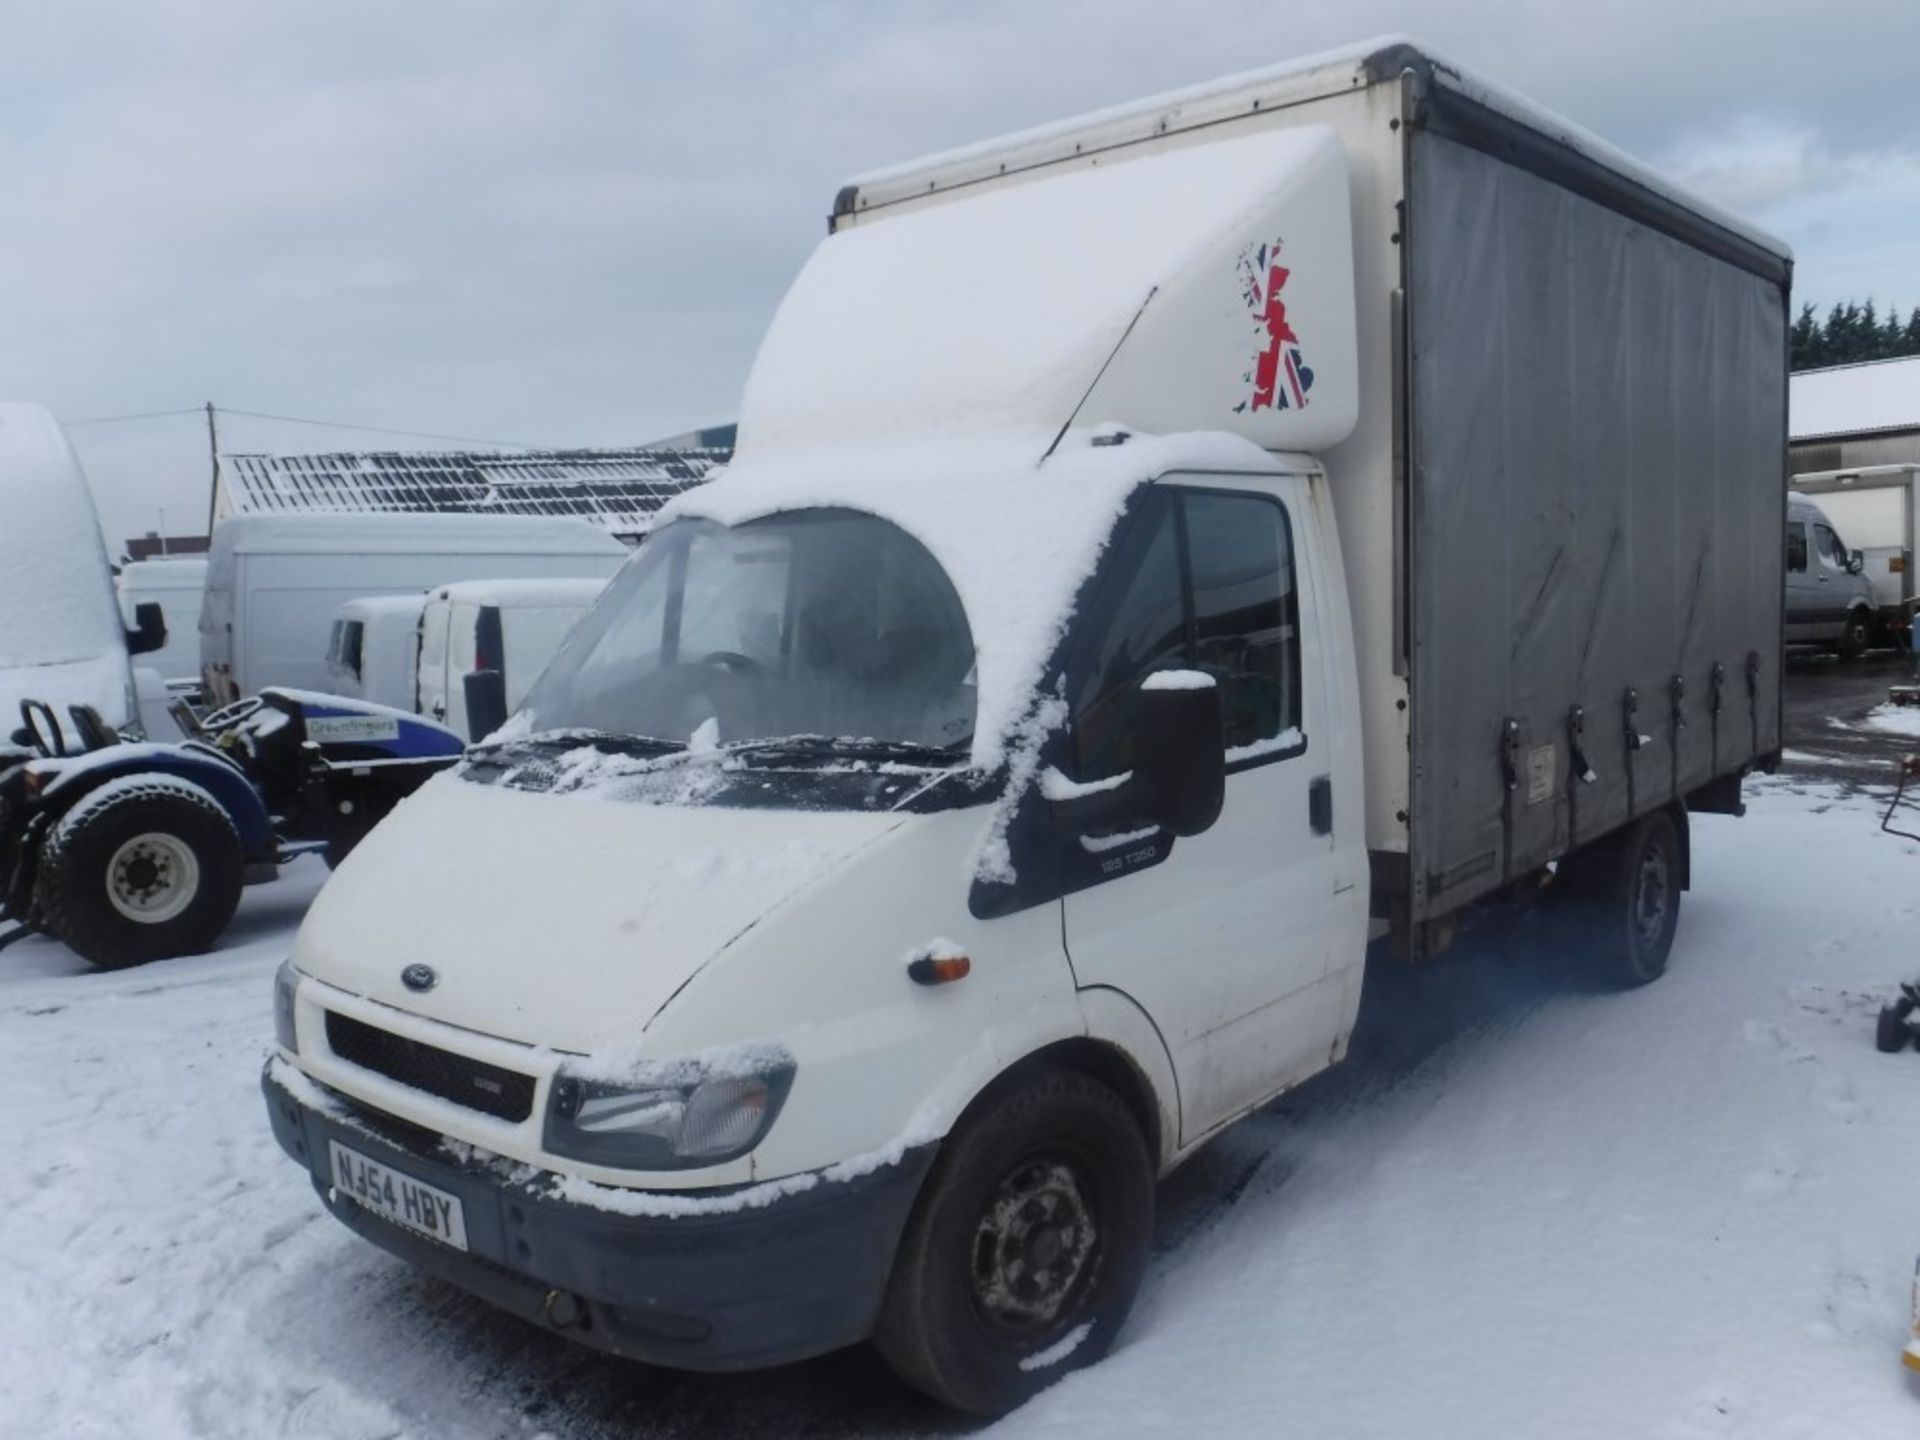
[38,777,244,969]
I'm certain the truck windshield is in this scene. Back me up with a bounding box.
[516,511,976,757]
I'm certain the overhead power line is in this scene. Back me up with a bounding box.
[62,402,542,451]
[214,406,541,451]
[63,406,205,427]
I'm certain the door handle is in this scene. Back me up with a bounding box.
[1309,776,1333,836]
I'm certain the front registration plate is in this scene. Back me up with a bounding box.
[328,1141,469,1252]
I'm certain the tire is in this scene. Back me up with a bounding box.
[1877,1003,1913,1054]
[37,778,245,969]
[873,1065,1154,1417]
[1558,810,1683,989]
[1837,610,1872,660]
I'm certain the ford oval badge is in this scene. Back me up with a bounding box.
[401,964,437,993]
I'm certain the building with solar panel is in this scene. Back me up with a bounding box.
[211,429,733,545]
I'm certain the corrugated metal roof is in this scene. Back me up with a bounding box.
[1789,356,1920,441]
[219,447,728,535]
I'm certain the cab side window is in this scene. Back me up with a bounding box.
[1071,492,1186,778]
[1185,492,1299,752]
[1786,523,1807,573]
[1814,523,1848,571]
[1070,487,1301,779]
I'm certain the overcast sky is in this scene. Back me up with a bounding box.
[4,1,1916,549]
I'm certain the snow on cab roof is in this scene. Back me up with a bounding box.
[666,428,1278,771]
[1790,355,1920,441]
[842,35,1789,265]
[337,592,430,618]
[428,577,613,606]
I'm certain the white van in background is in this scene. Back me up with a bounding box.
[200,513,628,705]
[1790,465,1920,651]
[416,578,610,738]
[1,402,165,737]
[324,593,429,709]
[117,556,208,693]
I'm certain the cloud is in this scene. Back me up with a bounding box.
[3,2,1918,544]
[1661,120,1920,217]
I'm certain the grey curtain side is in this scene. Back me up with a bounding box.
[1406,133,1786,920]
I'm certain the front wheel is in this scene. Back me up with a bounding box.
[1559,810,1684,988]
[1837,610,1872,660]
[37,777,245,968]
[1877,1002,1914,1054]
[873,1065,1154,1417]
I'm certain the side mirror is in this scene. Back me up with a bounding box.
[1849,549,1866,575]
[127,601,168,656]
[1135,670,1226,837]
[463,668,509,743]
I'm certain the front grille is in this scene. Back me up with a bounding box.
[325,1011,535,1122]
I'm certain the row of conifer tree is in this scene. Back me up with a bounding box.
[1791,300,1920,372]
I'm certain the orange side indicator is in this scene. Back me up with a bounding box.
[906,948,971,986]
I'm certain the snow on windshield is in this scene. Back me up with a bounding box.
[0,405,125,670]
[663,427,1276,770]
[517,509,977,754]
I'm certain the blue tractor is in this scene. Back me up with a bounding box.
[0,688,465,968]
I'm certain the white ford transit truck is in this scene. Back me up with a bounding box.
[264,39,1789,1415]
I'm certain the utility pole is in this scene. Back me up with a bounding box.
[202,401,220,537]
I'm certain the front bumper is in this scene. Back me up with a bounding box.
[263,1063,935,1371]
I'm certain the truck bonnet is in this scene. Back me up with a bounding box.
[292,773,905,1053]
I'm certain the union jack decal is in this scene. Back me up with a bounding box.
[1235,238,1314,414]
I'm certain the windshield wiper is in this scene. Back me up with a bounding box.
[722,735,970,768]
[468,729,685,762]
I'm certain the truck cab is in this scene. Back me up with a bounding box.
[414,577,609,739]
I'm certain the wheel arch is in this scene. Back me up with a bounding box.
[44,759,272,859]
[939,994,1177,1173]
[1666,797,1691,891]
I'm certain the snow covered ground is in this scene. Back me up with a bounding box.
[4,777,1919,1438]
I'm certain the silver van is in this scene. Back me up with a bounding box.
[1786,494,1876,656]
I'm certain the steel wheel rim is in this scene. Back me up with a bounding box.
[970,1155,1100,1332]
[105,832,200,924]
[1631,846,1671,954]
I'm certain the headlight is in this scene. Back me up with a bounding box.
[543,1048,796,1170]
[273,960,299,1054]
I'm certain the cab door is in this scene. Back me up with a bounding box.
[416,600,451,720]
[1059,473,1344,1143]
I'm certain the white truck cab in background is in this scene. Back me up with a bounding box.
[324,593,429,708]
[0,402,166,739]
[116,556,208,694]
[415,577,610,738]
[200,513,628,706]
[265,39,1789,1415]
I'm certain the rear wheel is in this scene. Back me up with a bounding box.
[37,778,244,968]
[1559,810,1684,988]
[873,1065,1153,1416]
